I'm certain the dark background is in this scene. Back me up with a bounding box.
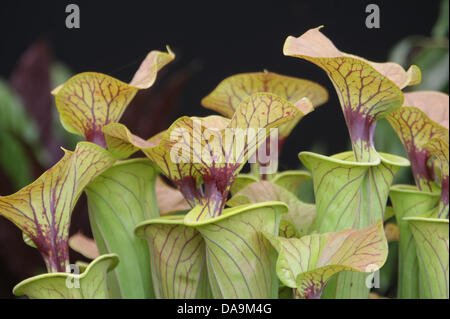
[0,0,440,162]
[0,0,443,298]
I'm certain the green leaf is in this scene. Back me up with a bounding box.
[0,142,115,272]
[202,71,328,118]
[263,220,388,299]
[85,158,158,298]
[185,202,288,298]
[135,215,211,299]
[299,150,408,298]
[227,180,316,237]
[431,0,449,38]
[404,217,449,299]
[22,232,37,248]
[386,91,448,191]
[13,254,119,299]
[104,93,307,221]
[389,185,440,298]
[0,79,41,147]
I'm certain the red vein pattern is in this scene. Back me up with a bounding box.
[424,136,449,218]
[13,254,119,298]
[136,221,211,299]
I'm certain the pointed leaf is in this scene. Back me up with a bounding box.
[13,254,119,299]
[53,48,175,146]
[264,220,387,299]
[0,142,115,272]
[284,27,415,162]
[227,181,316,236]
[86,158,158,298]
[135,216,211,299]
[101,122,148,159]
